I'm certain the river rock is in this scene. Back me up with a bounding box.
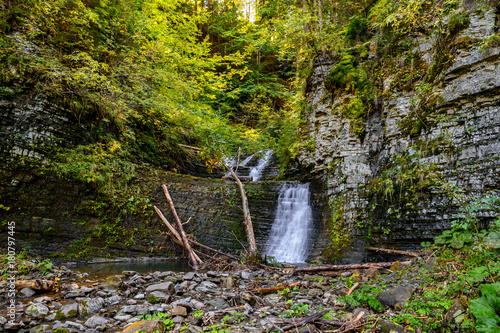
[205,297,229,311]
[183,272,196,280]
[84,315,109,328]
[25,304,49,319]
[55,303,79,320]
[29,324,50,333]
[4,322,21,331]
[222,276,235,289]
[171,306,187,317]
[0,316,6,325]
[377,319,410,333]
[122,320,163,333]
[100,275,121,292]
[353,308,370,320]
[377,285,414,309]
[195,281,217,293]
[33,296,53,303]
[79,297,105,317]
[105,295,121,305]
[19,288,36,298]
[145,281,175,294]
[147,291,171,304]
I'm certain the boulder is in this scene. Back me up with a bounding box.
[84,316,109,328]
[25,304,49,319]
[55,303,79,320]
[145,281,175,295]
[377,285,414,309]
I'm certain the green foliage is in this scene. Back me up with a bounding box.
[37,259,53,275]
[281,301,309,318]
[470,282,500,332]
[338,285,384,312]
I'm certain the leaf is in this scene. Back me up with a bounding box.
[450,237,464,249]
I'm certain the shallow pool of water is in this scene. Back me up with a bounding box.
[68,260,192,278]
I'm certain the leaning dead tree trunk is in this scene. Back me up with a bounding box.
[161,185,199,270]
[226,165,258,257]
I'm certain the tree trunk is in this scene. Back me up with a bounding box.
[227,166,258,256]
[293,261,411,273]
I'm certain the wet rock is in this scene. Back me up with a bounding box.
[171,306,187,317]
[19,288,36,298]
[205,298,230,311]
[122,320,163,333]
[147,291,171,304]
[377,285,414,309]
[145,281,175,295]
[79,297,105,317]
[25,304,49,319]
[84,315,109,328]
[55,303,79,320]
[65,286,95,298]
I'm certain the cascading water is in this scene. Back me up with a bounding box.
[265,182,314,263]
[249,150,273,181]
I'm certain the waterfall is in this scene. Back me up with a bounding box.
[265,182,314,263]
[249,150,273,181]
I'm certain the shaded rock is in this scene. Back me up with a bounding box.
[55,303,79,320]
[145,282,175,295]
[84,315,109,328]
[445,298,466,325]
[365,268,380,278]
[19,288,36,298]
[183,272,196,280]
[147,291,171,304]
[79,297,105,317]
[121,320,163,333]
[205,298,230,311]
[4,322,21,331]
[25,304,49,319]
[377,285,414,309]
[353,308,370,320]
[171,306,187,317]
[105,295,121,305]
[100,275,121,292]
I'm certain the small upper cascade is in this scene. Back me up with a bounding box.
[249,150,273,181]
[265,182,314,263]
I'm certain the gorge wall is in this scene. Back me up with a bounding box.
[298,2,500,262]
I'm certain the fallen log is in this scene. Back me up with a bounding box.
[255,282,302,295]
[293,261,411,273]
[190,240,240,261]
[162,185,200,270]
[365,246,419,257]
[222,175,253,181]
[15,279,55,291]
[314,319,344,327]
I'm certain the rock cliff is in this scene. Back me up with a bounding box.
[298,3,500,261]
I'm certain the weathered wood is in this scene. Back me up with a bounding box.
[293,261,412,273]
[222,175,253,181]
[162,185,199,269]
[281,310,327,331]
[190,240,240,261]
[226,166,257,256]
[314,319,345,327]
[365,246,419,257]
[15,279,54,291]
[178,143,203,151]
[154,205,202,264]
[255,282,302,295]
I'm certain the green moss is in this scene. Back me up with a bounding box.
[324,197,350,259]
[52,329,68,333]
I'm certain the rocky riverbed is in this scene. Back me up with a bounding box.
[0,256,461,333]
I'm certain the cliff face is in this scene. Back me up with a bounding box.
[298,3,500,262]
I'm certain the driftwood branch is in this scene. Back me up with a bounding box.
[15,280,55,291]
[365,246,419,257]
[162,185,199,270]
[178,143,203,151]
[281,310,327,331]
[226,166,257,256]
[293,261,411,273]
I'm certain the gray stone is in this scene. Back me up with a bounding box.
[352,308,370,320]
[147,291,171,304]
[377,285,414,309]
[195,281,217,293]
[145,282,175,294]
[115,314,132,321]
[222,276,235,289]
[105,295,121,305]
[0,316,6,325]
[377,319,411,333]
[79,297,105,317]
[55,303,79,320]
[84,315,109,328]
[241,271,252,280]
[134,293,145,299]
[205,298,230,311]
[183,272,196,280]
[25,304,49,319]
[19,288,36,298]
[29,325,50,333]
[33,296,53,303]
